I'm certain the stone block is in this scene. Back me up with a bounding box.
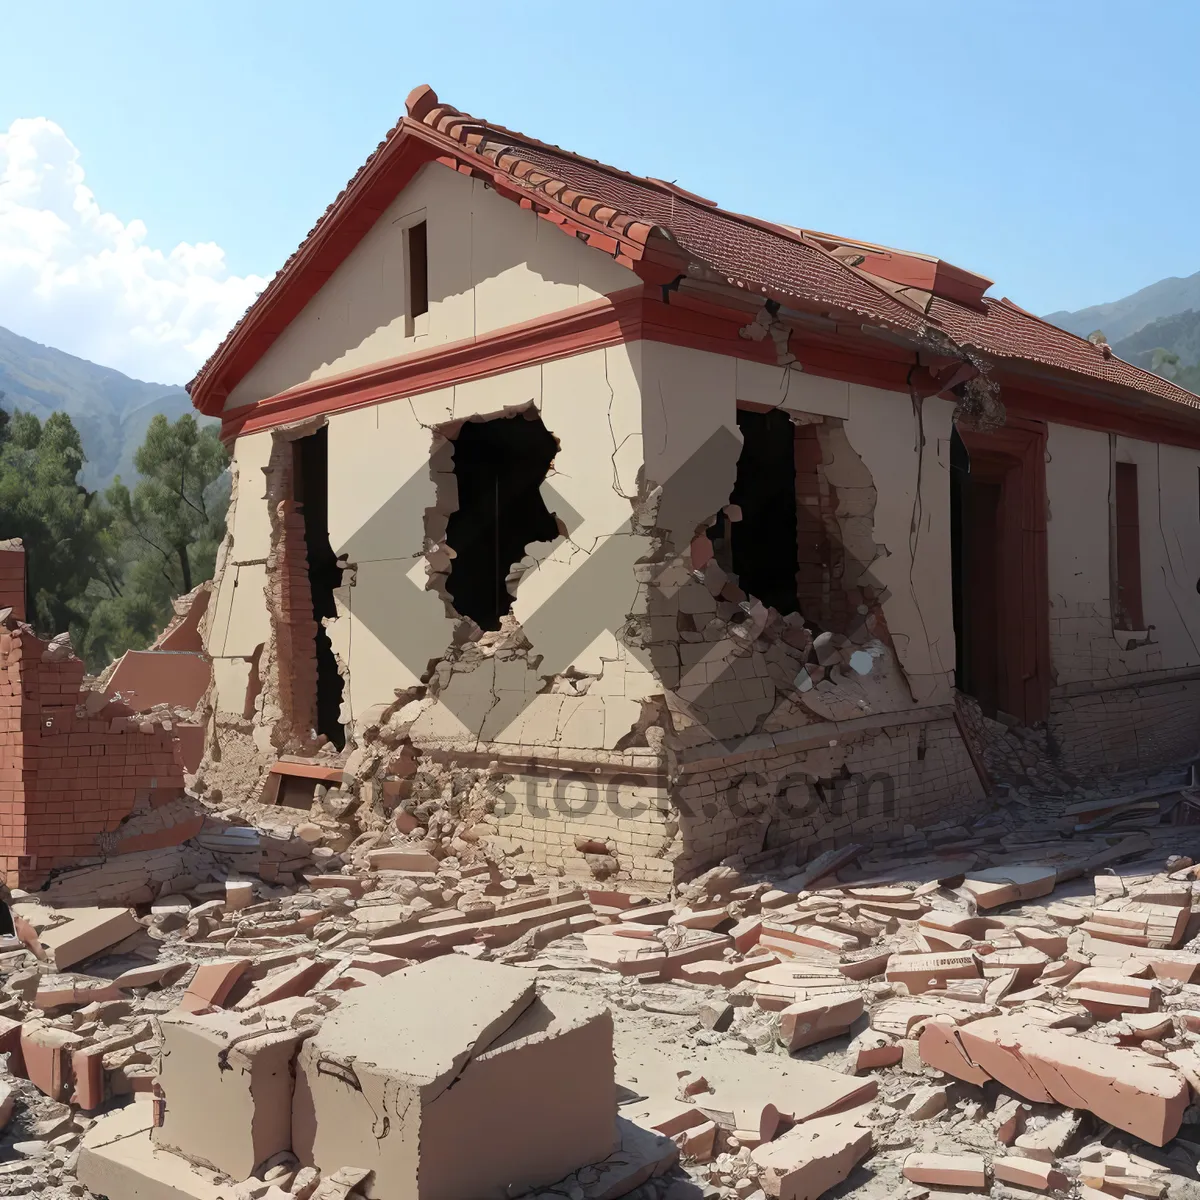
[292,957,616,1199]
[154,1002,317,1180]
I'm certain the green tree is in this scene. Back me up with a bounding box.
[108,413,229,595]
[0,402,110,635]
[80,414,229,666]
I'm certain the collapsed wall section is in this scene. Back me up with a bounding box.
[0,620,187,889]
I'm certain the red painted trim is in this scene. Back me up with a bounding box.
[195,137,445,415]
[1000,381,1200,452]
[222,286,647,439]
[193,121,672,416]
[218,285,1200,455]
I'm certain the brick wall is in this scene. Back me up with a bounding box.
[794,423,833,626]
[0,623,186,889]
[489,715,984,887]
[671,716,983,878]
[0,541,26,620]
[269,497,319,743]
[1049,675,1200,775]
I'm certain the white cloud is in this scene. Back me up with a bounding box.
[0,117,267,385]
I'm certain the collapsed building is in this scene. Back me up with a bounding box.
[184,85,1200,888]
[9,83,1200,1200]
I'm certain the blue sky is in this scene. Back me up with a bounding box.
[1,0,1198,382]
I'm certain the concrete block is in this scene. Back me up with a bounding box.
[293,957,615,1199]
[79,1102,235,1200]
[752,1106,872,1200]
[155,1004,317,1180]
[33,906,141,970]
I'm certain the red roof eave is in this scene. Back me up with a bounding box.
[190,83,1200,427]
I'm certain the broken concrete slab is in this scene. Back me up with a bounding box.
[943,1015,1189,1145]
[778,991,863,1051]
[902,1152,988,1188]
[155,1002,318,1180]
[960,866,1057,910]
[28,906,141,970]
[293,957,614,1199]
[179,958,250,1013]
[751,1105,873,1200]
[78,1101,236,1200]
[885,951,980,994]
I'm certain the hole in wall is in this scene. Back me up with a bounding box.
[0,900,13,938]
[708,407,800,615]
[243,643,264,721]
[445,412,560,631]
[292,427,346,750]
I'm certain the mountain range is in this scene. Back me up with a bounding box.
[1046,271,1200,396]
[0,326,208,491]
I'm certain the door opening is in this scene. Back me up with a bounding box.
[950,421,1050,725]
[292,427,346,750]
[708,407,801,615]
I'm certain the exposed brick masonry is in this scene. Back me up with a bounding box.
[0,539,27,620]
[0,622,185,888]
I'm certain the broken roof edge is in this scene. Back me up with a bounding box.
[189,82,1200,424]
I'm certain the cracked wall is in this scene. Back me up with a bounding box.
[202,165,985,882]
[609,340,981,879]
[636,341,958,737]
[1045,421,1200,771]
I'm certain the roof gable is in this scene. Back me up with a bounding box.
[190,84,1200,422]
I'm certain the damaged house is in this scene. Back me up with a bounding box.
[188,85,1200,887]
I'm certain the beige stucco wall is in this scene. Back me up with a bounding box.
[225,162,639,410]
[207,432,274,721]
[330,343,657,749]
[210,338,957,754]
[209,344,657,750]
[1046,421,1200,684]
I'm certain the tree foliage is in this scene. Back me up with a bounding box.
[0,393,230,670]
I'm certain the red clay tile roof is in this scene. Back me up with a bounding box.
[189,85,1200,416]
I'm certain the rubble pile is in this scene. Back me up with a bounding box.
[2,786,1200,1199]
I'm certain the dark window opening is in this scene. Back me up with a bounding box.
[950,432,1004,716]
[293,427,346,750]
[0,900,12,938]
[1114,461,1144,629]
[445,413,560,631]
[408,221,429,319]
[709,408,800,615]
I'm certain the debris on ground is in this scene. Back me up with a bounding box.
[3,773,1200,1200]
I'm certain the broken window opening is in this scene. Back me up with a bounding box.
[708,407,800,616]
[444,412,560,631]
[0,899,12,938]
[292,427,346,750]
[407,220,429,319]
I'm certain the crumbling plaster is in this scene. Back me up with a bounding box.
[207,334,963,772]
[225,162,639,410]
[637,341,957,713]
